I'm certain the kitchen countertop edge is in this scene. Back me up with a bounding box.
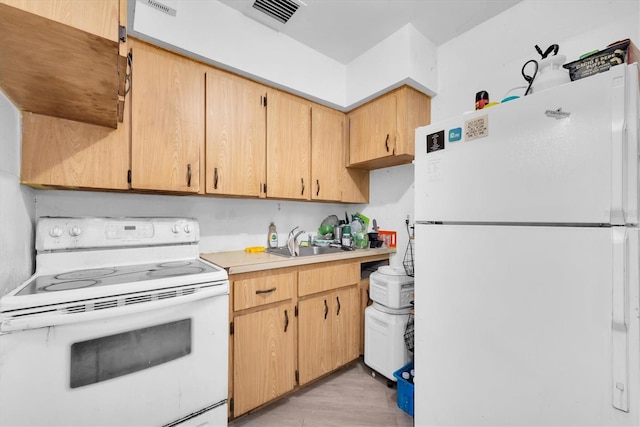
[201,247,396,275]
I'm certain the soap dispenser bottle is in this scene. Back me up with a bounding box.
[268,222,278,248]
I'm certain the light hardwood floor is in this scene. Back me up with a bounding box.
[229,359,413,427]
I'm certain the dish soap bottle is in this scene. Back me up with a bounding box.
[268,222,278,249]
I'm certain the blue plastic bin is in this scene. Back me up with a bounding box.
[393,361,414,416]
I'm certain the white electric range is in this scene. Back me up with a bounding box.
[0,217,229,427]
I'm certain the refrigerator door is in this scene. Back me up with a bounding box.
[414,224,639,426]
[415,64,639,225]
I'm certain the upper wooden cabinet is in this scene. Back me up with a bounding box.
[130,39,204,193]
[205,69,267,198]
[348,86,430,170]
[0,0,120,41]
[310,105,343,202]
[20,104,130,190]
[0,1,126,128]
[310,104,370,203]
[266,89,311,200]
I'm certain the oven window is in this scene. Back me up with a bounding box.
[70,319,191,388]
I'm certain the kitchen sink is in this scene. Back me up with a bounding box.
[268,245,345,258]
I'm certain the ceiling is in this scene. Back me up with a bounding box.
[216,0,523,64]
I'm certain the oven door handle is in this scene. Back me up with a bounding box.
[1,286,228,333]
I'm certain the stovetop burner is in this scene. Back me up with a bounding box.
[44,280,99,292]
[56,268,116,280]
[147,266,206,278]
[17,259,221,296]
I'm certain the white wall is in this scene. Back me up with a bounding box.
[0,91,34,297]
[131,0,348,108]
[130,0,438,110]
[33,190,364,254]
[432,0,640,121]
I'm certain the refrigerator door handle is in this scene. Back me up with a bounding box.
[609,66,626,225]
[611,227,629,412]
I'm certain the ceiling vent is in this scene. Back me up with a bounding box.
[138,0,177,17]
[252,0,300,24]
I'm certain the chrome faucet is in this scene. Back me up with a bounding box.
[287,226,305,256]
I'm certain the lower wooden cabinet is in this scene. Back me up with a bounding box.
[228,260,365,419]
[228,254,389,419]
[233,302,296,416]
[298,286,359,385]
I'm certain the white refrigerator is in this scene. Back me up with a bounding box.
[413,63,639,426]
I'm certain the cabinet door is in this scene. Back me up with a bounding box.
[310,105,343,201]
[332,286,360,367]
[348,92,396,166]
[298,294,332,385]
[130,40,204,193]
[0,0,120,41]
[206,70,267,197]
[266,89,310,200]
[298,286,360,385]
[233,303,296,416]
[21,110,130,190]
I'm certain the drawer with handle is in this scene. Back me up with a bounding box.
[233,270,296,311]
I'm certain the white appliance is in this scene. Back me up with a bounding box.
[0,217,230,427]
[414,63,639,426]
[365,266,413,382]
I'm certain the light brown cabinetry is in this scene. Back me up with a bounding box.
[230,269,297,417]
[20,110,130,190]
[0,0,120,41]
[310,105,343,202]
[266,89,311,200]
[205,69,267,197]
[0,0,126,128]
[228,260,363,419]
[348,86,431,169]
[233,303,297,416]
[298,286,359,385]
[297,261,360,385]
[130,39,205,193]
[311,105,370,203]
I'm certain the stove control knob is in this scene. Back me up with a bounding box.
[171,224,181,234]
[184,224,193,234]
[69,226,82,237]
[49,226,63,238]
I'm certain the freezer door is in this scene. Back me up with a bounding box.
[415,64,639,225]
[414,224,639,426]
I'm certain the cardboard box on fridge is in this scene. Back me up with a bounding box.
[563,38,639,81]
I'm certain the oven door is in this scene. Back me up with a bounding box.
[0,284,228,426]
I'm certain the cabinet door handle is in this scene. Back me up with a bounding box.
[316,179,320,196]
[187,164,192,187]
[385,134,390,152]
[324,299,328,320]
[262,183,267,194]
[284,309,289,332]
[301,178,305,196]
[336,296,341,316]
[214,167,219,190]
[255,287,276,295]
